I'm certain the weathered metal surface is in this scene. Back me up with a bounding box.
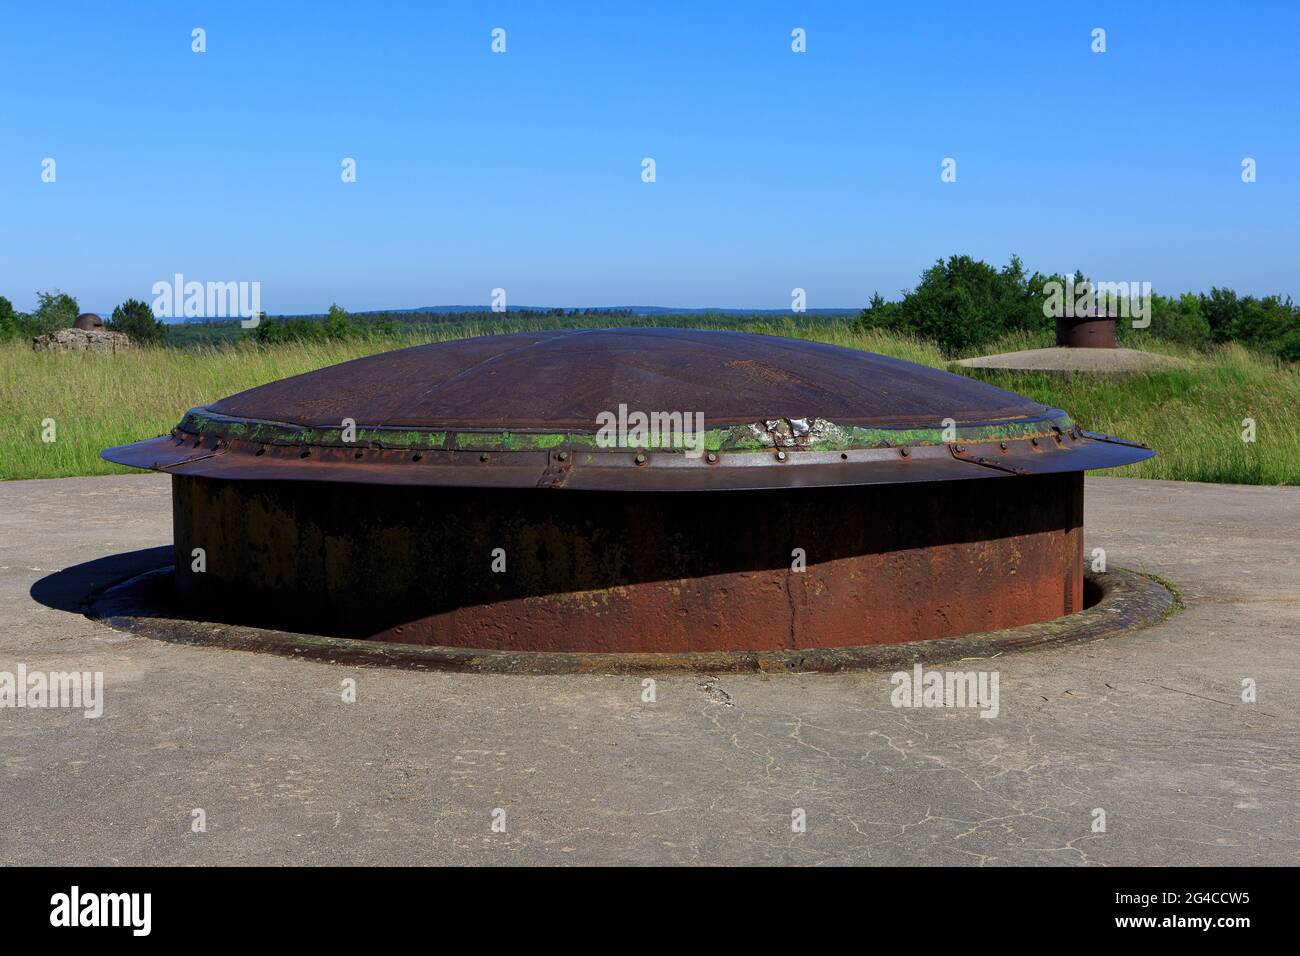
[105,424,1150,491]
[73,313,104,330]
[171,470,1085,653]
[101,328,1156,654]
[98,560,1176,675]
[102,328,1152,490]
[1055,316,1117,348]
[211,328,1044,429]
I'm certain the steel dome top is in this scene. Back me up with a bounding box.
[102,327,1153,491]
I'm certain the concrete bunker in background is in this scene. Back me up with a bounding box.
[33,312,133,352]
[103,328,1154,654]
[1055,314,1117,349]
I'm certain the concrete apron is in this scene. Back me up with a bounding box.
[1,474,1296,865]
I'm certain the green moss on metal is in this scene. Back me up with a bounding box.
[179,408,1076,455]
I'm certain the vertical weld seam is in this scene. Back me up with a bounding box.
[784,564,798,650]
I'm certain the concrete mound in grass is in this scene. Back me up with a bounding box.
[957,346,1188,374]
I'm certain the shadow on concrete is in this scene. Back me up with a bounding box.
[29,546,172,615]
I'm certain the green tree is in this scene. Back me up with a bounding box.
[857,291,904,333]
[254,315,317,344]
[321,303,354,340]
[109,298,168,345]
[1277,328,1300,363]
[1199,287,1240,344]
[1145,292,1211,349]
[1231,295,1295,353]
[32,290,79,334]
[0,295,18,340]
[858,255,1056,354]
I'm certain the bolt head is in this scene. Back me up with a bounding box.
[776,450,787,461]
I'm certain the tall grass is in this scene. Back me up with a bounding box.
[2,336,405,480]
[961,344,1300,484]
[1,320,1295,485]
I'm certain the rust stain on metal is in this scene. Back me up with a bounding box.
[168,470,1087,653]
[94,567,1178,675]
[1055,315,1117,348]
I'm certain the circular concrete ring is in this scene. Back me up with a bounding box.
[90,566,1178,675]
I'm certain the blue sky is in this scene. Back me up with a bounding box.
[1,1,1297,314]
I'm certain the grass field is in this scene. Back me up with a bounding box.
[2,317,1297,484]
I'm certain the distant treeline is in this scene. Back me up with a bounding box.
[0,296,642,347]
[245,305,643,345]
[176,307,845,347]
[5,260,1298,362]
